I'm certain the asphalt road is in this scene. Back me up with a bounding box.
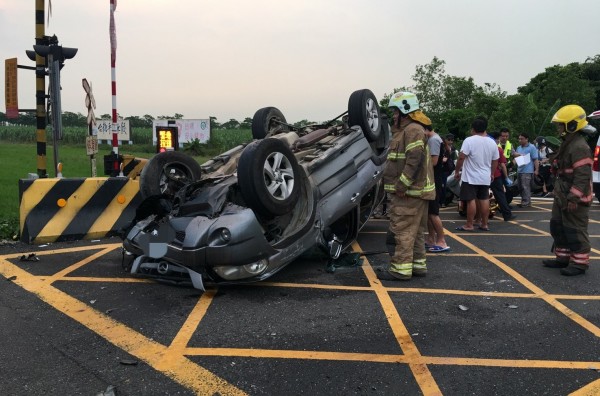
[0,198,599,395]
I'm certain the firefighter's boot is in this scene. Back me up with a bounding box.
[542,259,568,268]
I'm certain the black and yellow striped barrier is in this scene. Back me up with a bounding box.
[19,177,142,244]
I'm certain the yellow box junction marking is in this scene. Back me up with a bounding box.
[1,204,600,396]
[0,244,245,396]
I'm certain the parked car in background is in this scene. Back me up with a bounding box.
[122,89,390,290]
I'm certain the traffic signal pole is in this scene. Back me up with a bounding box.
[32,38,77,177]
[48,47,63,177]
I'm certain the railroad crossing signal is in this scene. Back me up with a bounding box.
[82,78,97,128]
[83,78,99,176]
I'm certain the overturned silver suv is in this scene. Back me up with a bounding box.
[122,89,389,290]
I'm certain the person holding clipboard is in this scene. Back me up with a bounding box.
[513,133,539,207]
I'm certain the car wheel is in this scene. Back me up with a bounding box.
[348,89,381,142]
[370,118,390,166]
[238,138,301,217]
[140,151,203,199]
[594,183,600,203]
[251,107,289,139]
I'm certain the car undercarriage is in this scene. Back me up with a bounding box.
[122,89,390,289]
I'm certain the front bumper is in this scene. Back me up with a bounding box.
[124,208,278,286]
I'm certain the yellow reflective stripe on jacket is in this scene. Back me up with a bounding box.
[405,140,424,152]
[405,181,435,197]
[387,152,406,161]
[383,120,435,199]
[423,181,436,192]
[399,173,413,187]
[403,147,435,196]
[384,183,396,192]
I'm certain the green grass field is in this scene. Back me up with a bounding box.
[0,127,252,239]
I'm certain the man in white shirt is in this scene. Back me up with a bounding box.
[453,116,499,231]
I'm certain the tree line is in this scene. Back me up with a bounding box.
[2,54,599,140]
[381,55,600,142]
[0,111,314,131]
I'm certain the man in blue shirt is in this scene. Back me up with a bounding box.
[513,133,539,207]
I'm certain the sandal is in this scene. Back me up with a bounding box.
[455,226,474,232]
[429,245,451,253]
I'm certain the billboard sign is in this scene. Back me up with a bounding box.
[95,119,131,142]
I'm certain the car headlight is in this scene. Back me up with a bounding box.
[244,260,268,274]
[213,259,268,280]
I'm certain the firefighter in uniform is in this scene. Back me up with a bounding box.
[543,105,594,276]
[383,92,436,280]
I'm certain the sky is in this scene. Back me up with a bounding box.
[1,0,599,124]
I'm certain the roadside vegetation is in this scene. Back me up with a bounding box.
[378,55,600,146]
[0,128,251,240]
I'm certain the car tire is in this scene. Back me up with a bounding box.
[594,183,600,204]
[348,89,381,142]
[370,118,390,166]
[238,138,301,217]
[140,151,203,199]
[251,107,289,139]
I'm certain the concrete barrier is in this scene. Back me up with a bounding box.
[19,177,142,244]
